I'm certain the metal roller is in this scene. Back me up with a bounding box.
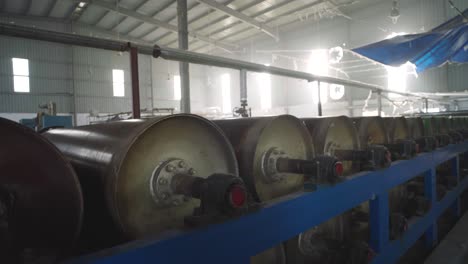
[214,115,328,202]
[43,114,243,252]
[352,116,392,170]
[406,117,437,152]
[353,116,390,146]
[0,117,83,263]
[351,117,414,240]
[302,116,361,175]
[214,115,344,264]
[383,117,418,159]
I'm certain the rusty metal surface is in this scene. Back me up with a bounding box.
[302,116,361,176]
[214,115,314,203]
[352,116,389,147]
[43,114,238,251]
[0,117,83,262]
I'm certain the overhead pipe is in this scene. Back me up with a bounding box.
[0,23,423,98]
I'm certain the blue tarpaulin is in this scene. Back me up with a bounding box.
[352,8,468,73]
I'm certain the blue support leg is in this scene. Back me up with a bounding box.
[451,156,461,217]
[370,193,389,253]
[424,168,438,248]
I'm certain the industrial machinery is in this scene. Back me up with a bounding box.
[0,117,83,263]
[214,115,343,263]
[43,114,247,253]
[383,117,418,160]
[61,115,468,264]
[2,114,468,264]
[303,116,361,176]
[406,117,437,152]
[19,101,73,131]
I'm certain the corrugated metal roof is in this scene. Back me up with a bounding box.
[0,0,382,53]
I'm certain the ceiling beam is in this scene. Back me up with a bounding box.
[191,0,327,52]
[175,0,291,49]
[196,0,278,41]
[90,0,237,50]
[216,0,327,43]
[152,0,247,44]
[112,0,175,33]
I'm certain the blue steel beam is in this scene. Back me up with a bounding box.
[67,142,468,264]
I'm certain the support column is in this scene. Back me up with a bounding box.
[369,192,389,253]
[317,81,322,117]
[177,0,190,113]
[129,46,141,119]
[377,91,382,116]
[424,168,438,248]
[425,98,429,113]
[451,157,461,217]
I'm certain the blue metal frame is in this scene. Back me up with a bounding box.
[68,142,468,264]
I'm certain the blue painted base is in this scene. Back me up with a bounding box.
[67,142,468,264]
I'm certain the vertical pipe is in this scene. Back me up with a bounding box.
[425,98,429,113]
[424,168,438,248]
[177,0,190,113]
[71,46,78,126]
[130,46,141,119]
[347,88,353,117]
[377,91,382,116]
[240,69,247,105]
[150,57,154,115]
[317,81,322,116]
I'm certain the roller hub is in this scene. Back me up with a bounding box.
[261,147,289,183]
[150,158,195,207]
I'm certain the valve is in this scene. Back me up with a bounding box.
[232,99,251,118]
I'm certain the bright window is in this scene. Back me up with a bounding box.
[173,75,181,100]
[112,69,125,97]
[308,50,329,104]
[256,73,271,110]
[12,58,30,93]
[221,73,231,113]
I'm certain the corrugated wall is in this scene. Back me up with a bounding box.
[0,36,73,113]
[0,36,209,123]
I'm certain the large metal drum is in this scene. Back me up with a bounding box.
[215,115,315,264]
[422,117,435,136]
[43,114,239,251]
[406,117,425,139]
[302,116,360,175]
[352,116,389,146]
[0,117,83,262]
[214,115,314,202]
[385,117,410,142]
